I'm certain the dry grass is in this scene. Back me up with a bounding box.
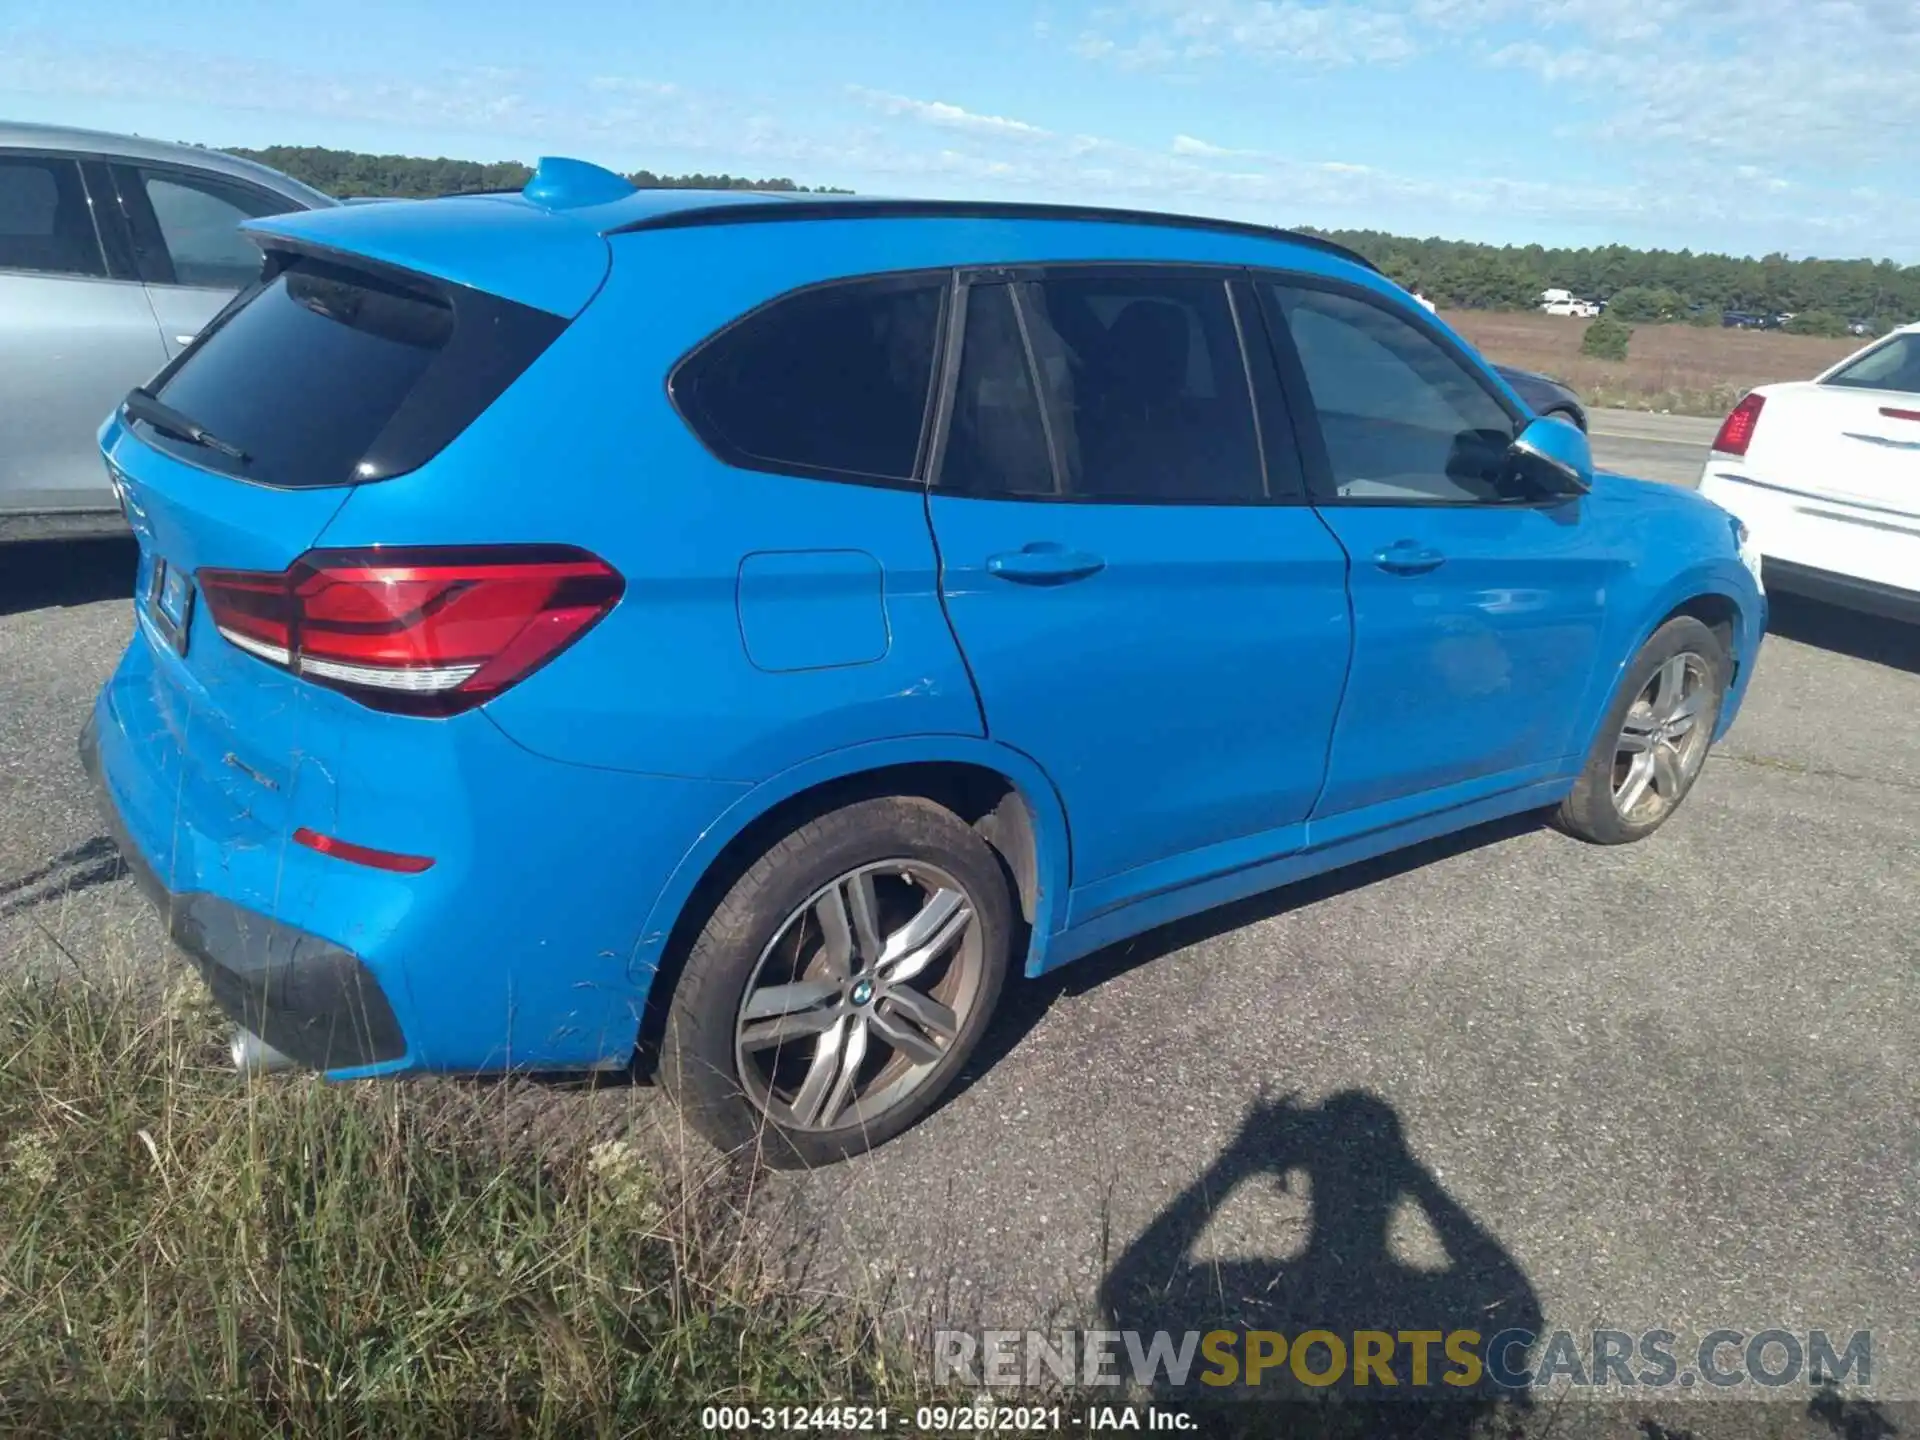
[0,972,935,1438]
[1443,309,1863,418]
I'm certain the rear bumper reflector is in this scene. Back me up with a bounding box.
[293,826,436,874]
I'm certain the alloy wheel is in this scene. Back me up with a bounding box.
[1611,652,1713,824]
[733,860,985,1134]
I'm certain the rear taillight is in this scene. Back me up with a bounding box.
[1712,392,1766,456]
[198,546,623,715]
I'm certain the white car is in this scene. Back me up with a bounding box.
[1698,323,1920,622]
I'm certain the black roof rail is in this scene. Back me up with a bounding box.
[603,197,1380,273]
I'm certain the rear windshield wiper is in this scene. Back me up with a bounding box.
[122,387,251,465]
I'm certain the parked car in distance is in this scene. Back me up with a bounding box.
[1492,364,1588,432]
[1698,322,1920,622]
[85,161,1766,1165]
[0,122,334,541]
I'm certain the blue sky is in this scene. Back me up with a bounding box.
[4,0,1917,262]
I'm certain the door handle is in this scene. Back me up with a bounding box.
[986,544,1107,585]
[1372,540,1446,575]
[173,334,198,347]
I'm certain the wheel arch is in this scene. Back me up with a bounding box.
[1574,566,1760,765]
[626,738,1073,1075]
[1663,590,1740,660]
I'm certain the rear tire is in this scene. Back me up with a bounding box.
[1558,616,1727,844]
[659,795,1012,1167]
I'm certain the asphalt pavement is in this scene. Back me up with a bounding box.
[1588,409,1721,489]
[1,419,1915,1421]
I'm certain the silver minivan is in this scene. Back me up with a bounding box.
[0,122,335,540]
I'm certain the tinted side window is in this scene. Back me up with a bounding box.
[675,275,944,482]
[1269,285,1517,504]
[1025,273,1264,502]
[137,169,285,289]
[0,156,105,278]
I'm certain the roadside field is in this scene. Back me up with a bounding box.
[1443,309,1863,418]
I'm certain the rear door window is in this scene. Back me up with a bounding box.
[137,253,565,488]
[1022,271,1266,503]
[0,155,106,278]
[672,273,946,483]
[121,166,291,290]
[938,270,1269,503]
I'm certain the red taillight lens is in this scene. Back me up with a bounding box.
[1712,392,1766,456]
[199,546,623,715]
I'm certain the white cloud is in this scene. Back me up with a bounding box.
[847,86,1054,141]
[1171,133,1237,156]
[588,76,679,97]
[1078,0,1419,69]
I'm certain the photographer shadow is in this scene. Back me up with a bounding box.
[1099,1089,1540,1437]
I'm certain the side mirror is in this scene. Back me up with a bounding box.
[1509,415,1593,496]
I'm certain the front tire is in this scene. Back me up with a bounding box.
[1558,616,1727,844]
[659,796,1013,1166]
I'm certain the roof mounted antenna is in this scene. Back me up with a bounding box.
[522,157,636,211]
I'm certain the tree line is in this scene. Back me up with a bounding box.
[1302,228,1920,331]
[223,146,1916,328]
[225,145,851,200]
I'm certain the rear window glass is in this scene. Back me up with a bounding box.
[142,254,565,488]
[1824,334,1920,396]
[673,274,946,482]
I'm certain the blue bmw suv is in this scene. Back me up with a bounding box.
[85,158,1765,1163]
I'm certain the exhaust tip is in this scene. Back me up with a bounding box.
[231,1028,297,1075]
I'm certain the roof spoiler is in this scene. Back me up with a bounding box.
[601,196,1380,272]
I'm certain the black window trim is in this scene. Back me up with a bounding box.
[665,267,953,495]
[109,159,292,290]
[0,150,112,282]
[1252,269,1570,512]
[1227,276,1309,504]
[76,160,140,281]
[928,260,1289,509]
